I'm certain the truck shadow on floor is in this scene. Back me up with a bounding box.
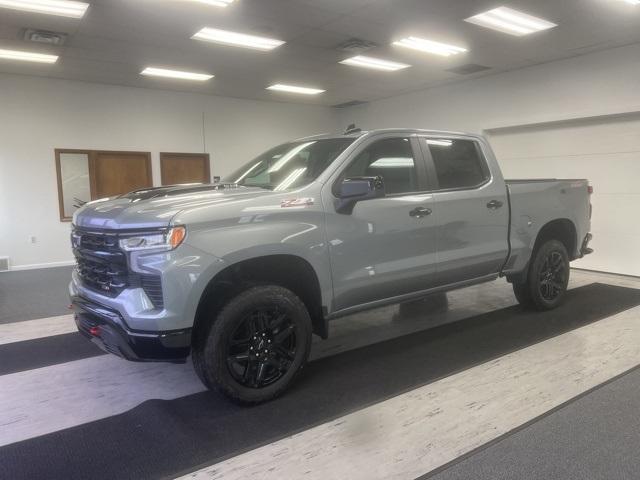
[3,282,640,480]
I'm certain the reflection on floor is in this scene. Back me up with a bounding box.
[0,269,639,480]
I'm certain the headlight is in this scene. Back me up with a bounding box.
[119,226,186,252]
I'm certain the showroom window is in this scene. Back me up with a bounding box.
[426,138,490,190]
[343,137,418,195]
[55,149,152,221]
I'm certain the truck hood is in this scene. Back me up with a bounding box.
[73,184,272,230]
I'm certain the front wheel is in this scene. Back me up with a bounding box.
[192,285,312,405]
[512,239,570,311]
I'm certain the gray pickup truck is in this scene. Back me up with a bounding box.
[70,128,592,404]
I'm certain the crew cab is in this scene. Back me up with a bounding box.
[70,128,593,404]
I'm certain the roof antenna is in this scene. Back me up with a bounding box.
[344,123,361,134]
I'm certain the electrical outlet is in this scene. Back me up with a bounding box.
[29,236,37,244]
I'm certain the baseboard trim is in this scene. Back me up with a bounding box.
[6,260,75,272]
[572,267,640,280]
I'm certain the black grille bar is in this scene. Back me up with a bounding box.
[73,228,164,308]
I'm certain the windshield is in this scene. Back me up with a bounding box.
[223,138,355,190]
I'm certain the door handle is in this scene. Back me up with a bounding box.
[486,200,504,210]
[409,206,432,218]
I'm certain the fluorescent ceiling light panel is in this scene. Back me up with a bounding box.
[141,67,213,81]
[0,0,89,18]
[393,37,467,57]
[465,7,557,36]
[189,0,235,6]
[339,55,410,71]
[619,0,640,4]
[266,84,325,95]
[192,27,285,51]
[0,48,58,63]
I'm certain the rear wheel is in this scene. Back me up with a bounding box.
[512,239,570,311]
[192,285,312,405]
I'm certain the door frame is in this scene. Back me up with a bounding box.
[160,152,211,186]
[54,149,152,221]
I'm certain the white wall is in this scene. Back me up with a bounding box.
[338,42,640,134]
[0,74,335,269]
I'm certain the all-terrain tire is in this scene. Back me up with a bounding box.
[512,239,570,311]
[192,285,312,405]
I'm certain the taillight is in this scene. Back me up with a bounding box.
[588,185,593,195]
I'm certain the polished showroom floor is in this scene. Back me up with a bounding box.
[1,268,640,479]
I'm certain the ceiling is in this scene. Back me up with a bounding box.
[0,0,639,106]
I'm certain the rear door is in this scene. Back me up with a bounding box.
[323,133,438,312]
[419,136,509,285]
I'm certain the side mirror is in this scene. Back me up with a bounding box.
[335,176,385,214]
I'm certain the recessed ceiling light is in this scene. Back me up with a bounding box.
[465,7,557,36]
[266,84,325,95]
[141,67,213,81]
[0,48,58,63]
[189,0,235,6]
[393,37,467,57]
[339,55,411,71]
[0,0,88,18]
[192,27,285,51]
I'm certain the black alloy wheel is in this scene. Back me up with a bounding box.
[226,308,297,388]
[512,239,570,311]
[538,250,567,301]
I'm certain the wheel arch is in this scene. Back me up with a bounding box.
[508,218,577,284]
[192,254,327,349]
[533,218,578,260]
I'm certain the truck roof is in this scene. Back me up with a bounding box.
[294,128,483,142]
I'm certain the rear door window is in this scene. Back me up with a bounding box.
[426,138,490,190]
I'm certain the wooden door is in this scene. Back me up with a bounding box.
[91,151,152,199]
[160,153,210,185]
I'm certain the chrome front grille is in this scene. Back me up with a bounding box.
[72,228,164,308]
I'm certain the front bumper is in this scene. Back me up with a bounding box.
[72,296,191,362]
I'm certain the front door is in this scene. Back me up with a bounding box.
[323,135,438,312]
